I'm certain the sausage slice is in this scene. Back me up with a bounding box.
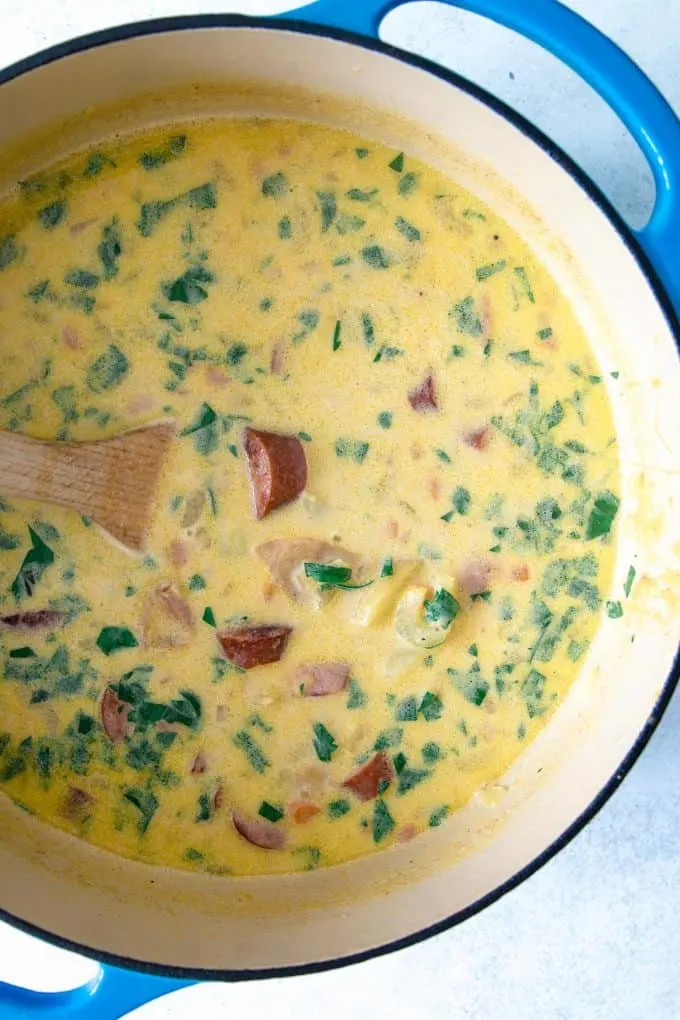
[218,624,293,669]
[232,810,286,850]
[0,610,63,630]
[408,373,438,412]
[343,751,394,801]
[295,662,350,697]
[243,427,307,519]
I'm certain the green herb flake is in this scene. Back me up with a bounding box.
[258,801,284,823]
[394,216,420,241]
[476,260,506,281]
[97,219,123,280]
[422,742,443,764]
[361,245,391,269]
[202,607,216,628]
[388,152,405,173]
[585,491,620,541]
[10,526,55,600]
[278,215,292,239]
[328,798,351,818]
[372,799,395,843]
[522,668,546,718]
[395,696,418,722]
[96,626,138,656]
[317,190,337,232]
[380,558,394,578]
[429,805,449,827]
[423,588,459,629]
[332,319,342,351]
[9,647,36,659]
[335,438,370,464]
[163,264,214,305]
[508,350,543,366]
[449,667,489,706]
[138,134,187,169]
[304,562,352,586]
[514,266,535,303]
[123,788,158,835]
[86,345,129,393]
[262,172,290,197]
[346,678,368,709]
[180,403,218,456]
[233,730,269,773]
[450,296,483,336]
[624,565,636,598]
[0,235,21,271]
[398,172,418,195]
[38,200,67,230]
[312,722,338,762]
[361,312,375,346]
[537,327,553,341]
[452,486,471,515]
[346,187,378,202]
[419,691,443,721]
[355,147,370,159]
[374,727,403,751]
[606,600,624,619]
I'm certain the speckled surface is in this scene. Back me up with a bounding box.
[0,2,678,1017]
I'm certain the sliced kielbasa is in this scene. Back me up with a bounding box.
[218,624,293,669]
[408,373,438,412]
[0,610,63,630]
[343,751,394,801]
[232,810,286,850]
[296,662,350,697]
[243,427,307,519]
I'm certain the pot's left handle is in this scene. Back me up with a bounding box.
[277,0,680,312]
[0,964,192,1019]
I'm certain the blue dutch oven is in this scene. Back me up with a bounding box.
[0,1,678,1016]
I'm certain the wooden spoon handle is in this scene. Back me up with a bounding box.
[0,426,174,551]
[0,431,94,512]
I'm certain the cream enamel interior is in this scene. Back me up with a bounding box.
[0,25,678,972]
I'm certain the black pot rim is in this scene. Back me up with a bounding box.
[0,11,679,987]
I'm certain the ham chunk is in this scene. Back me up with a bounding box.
[343,751,394,801]
[296,662,350,697]
[232,810,286,850]
[218,624,293,669]
[408,373,438,412]
[243,427,307,519]
[464,426,491,450]
[101,686,132,743]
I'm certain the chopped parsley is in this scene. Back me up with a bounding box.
[312,722,338,762]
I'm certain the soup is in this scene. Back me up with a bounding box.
[0,118,621,876]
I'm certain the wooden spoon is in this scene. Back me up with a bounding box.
[0,424,174,553]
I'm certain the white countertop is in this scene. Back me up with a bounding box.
[0,2,678,1017]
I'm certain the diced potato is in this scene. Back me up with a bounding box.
[394,575,459,649]
[343,559,421,627]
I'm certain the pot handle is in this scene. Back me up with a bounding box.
[280,0,680,310]
[0,964,191,1018]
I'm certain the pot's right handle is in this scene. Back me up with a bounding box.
[281,0,680,312]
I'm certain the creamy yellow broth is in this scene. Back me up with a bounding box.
[0,118,621,876]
